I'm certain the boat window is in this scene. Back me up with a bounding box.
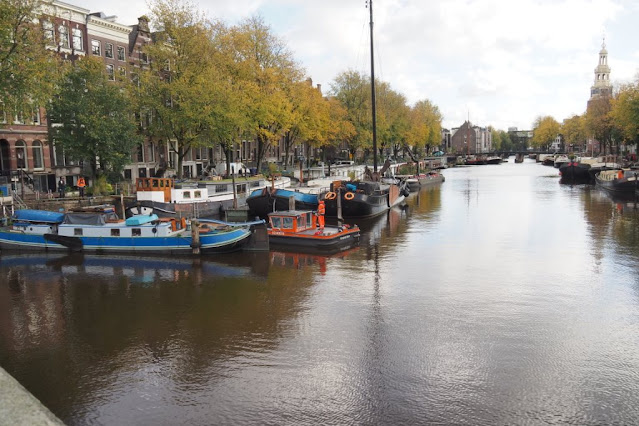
[282,217,293,229]
[152,180,159,188]
[271,217,281,228]
[74,228,82,236]
[306,212,312,226]
[132,228,141,236]
[183,191,191,199]
[251,181,260,187]
[215,185,227,193]
[237,184,246,194]
[194,190,202,198]
[111,229,120,236]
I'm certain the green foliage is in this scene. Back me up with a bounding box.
[48,57,141,180]
[137,0,218,178]
[331,70,373,154]
[585,96,614,154]
[561,114,586,149]
[398,164,416,175]
[0,0,64,121]
[611,81,639,147]
[90,175,112,196]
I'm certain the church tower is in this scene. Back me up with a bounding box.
[590,39,612,99]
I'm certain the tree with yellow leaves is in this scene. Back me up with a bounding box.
[531,116,560,150]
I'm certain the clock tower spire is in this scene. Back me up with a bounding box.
[590,38,612,99]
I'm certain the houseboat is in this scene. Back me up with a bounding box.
[127,175,291,218]
[0,206,253,254]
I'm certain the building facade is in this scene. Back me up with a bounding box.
[450,121,492,155]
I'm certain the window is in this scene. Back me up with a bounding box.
[72,28,83,51]
[118,67,126,78]
[183,191,191,199]
[43,21,54,43]
[74,228,83,236]
[194,190,201,198]
[111,229,120,236]
[117,46,125,61]
[140,51,148,64]
[105,43,113,58]
[91,40,100,55]
[15,141,27,169]
[32,141,43,169]
[215,184,227,193]
[106,64,114,81]
[32,108,40,125]
[271,217,281,228]
[137,143,144,162]
[58,25,69,48]
[132,228,141,236]
[282,217,293,229]
[0,103,6,124]
[147,143,155,162]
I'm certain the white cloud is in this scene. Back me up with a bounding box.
[77,0,638,131]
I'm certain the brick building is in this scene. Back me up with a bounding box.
[450,121,492,155]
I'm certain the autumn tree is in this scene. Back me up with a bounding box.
[374,82,409,159]
[405,100,442,159]
[561,114,586,152]
[531,116,560,150]
[585,96,615,155]
[324,97,355,161]
[137,0,218,178]
[48,57,140,180]
[232,16,303,173]
[330,70,372,159]
[281,80,330,168]
[1,0,63,121]
[610,82,639,151]
[204,21,253,176]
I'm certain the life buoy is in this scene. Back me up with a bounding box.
[325,191,336,200]
[344,192,355,200]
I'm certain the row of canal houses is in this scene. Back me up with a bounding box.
[1,0,500,199]
[0,0,335,197]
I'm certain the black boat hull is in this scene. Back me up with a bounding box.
[559,163,592,185]
[268,230,360,253]
[247,190,318,219]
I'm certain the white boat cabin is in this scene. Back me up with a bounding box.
[136,177,209,204]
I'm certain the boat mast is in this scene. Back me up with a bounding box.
[369,0,378,173]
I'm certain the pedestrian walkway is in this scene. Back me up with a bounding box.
[0,366,64,425]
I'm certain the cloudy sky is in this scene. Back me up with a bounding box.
[80,0,639,131]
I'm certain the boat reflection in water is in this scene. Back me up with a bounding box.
[269,248,359,276]
[0,252,270,285]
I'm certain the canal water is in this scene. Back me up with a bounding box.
[2,159,639,425]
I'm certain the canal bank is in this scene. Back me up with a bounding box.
[0,366,64,425]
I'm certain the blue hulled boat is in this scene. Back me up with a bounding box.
[0,206,254,254]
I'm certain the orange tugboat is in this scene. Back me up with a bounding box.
[267,208,360,253]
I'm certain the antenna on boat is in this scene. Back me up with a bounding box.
[367,0,378,173]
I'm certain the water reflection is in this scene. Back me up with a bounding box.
[2,164,639,425]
